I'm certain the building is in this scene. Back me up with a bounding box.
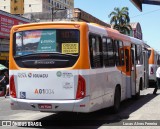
[111,22,143,40]
[0,0,74,14]
[0,1,111,66]
[73,8,110,27]
[0,10,30,67]
[130,22,143,40]
[23,8,111,28]
[0,0,24,14]
[11,0,24,15]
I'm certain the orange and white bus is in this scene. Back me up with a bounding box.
[9,22,147,113]
[147,47,160,83]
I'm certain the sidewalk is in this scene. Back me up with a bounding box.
[99,88,160,129]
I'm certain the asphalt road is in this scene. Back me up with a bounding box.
[0,88,160,129]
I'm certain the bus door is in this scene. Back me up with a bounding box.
[124,48,132,98]
[131,45,136,96]
[124,46,136,98]
[143,50,149,88]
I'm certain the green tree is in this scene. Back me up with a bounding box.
[108,7,132,35]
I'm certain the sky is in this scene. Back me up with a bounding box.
[74,0,160,51]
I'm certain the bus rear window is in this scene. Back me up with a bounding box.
[13,29,80,68]
[15,29,80,56]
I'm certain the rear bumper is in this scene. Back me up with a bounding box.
[149,73,156,82]
[149,76,156,82]
[10,96,90,113]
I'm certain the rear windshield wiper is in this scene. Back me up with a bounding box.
[14,52,78,59]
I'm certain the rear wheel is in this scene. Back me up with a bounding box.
[112,86,121,113]
[135,87,140,99]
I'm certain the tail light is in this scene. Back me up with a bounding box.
[76,75,86,99]
[150,67,154,74]
[10,75,17,98]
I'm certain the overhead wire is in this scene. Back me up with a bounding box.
[131,8,160,18]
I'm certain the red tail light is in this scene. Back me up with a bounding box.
[76,75,86,99]
[10,75,17,98]
[150,67,154,74]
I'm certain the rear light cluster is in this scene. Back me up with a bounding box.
[150,67,154,74]
[76,75,86,99]
[10,75,17,98]
[9,74,86,100]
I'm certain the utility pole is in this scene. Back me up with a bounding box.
[51,0,54,21]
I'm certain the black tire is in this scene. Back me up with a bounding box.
[135,87,140,99]
[112,86,121,113]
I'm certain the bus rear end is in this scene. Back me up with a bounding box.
[9,22,90,112]
[148,48,157,82]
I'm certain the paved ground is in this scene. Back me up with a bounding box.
[0,88,160,129]
[0,96,54,120]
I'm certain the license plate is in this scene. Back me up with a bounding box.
[38,104,52,109]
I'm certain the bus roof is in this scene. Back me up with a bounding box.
[12,21,145,46]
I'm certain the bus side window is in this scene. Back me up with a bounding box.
[154,53,157,65]
[114,40,124,66]
[131,44,137,65]
[125,49,130,72]
[137,45,143,65]
[114,40,120,66]
[156,54,160,65]
[102,37,108,66]
[158,55,160,65]
[89,35,94,68]
[135,45,138,64]
[119,41,125,66]
[89,34,103,68]
[106,38,115,67]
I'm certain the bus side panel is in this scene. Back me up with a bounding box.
[78,69,104,112]
[121,72,128,101]
[102,68,122,110]
[126,76,132,98]
[136,65,144,91]
[85,68,122,112]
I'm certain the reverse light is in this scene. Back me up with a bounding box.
[10,75,17,98]
[76,75,86,99]
[150,67,154,74]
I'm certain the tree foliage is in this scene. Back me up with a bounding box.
[108,7,132,35]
